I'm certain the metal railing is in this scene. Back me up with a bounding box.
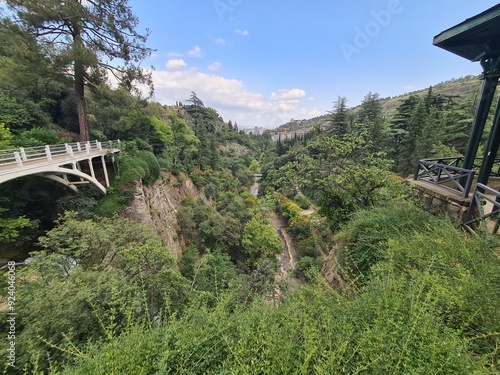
[0,140,120,168]
[414,159,475,198]
[419,156,500,176]
[464,183,500,235]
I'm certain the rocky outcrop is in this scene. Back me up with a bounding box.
[122,172,206,257]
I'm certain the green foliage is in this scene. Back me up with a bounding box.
[57,192,99,220]
[373,224,500,362]
[188,248,238,306]
[0,91,48,131]
[0,207,37,242]
[248,158,261,173]
[326,96,350,137]
[389,88,473,176]
[265,135,398,230]
[120,110,166,155]
[56,279,483,374]
[3,211,191,371]
[242,215,282,265]
[293,194,310,209]
[354,92,389,152]
[94,189,128,218]
[8,185,500,374]
[177,198,244,253]
[168,112,200,172]
[12,127,65,147]
[293,256,321,280]
[0,123,13,149]
[6,0,153,140]
[150,115,174,150]
[274,193,302,220]
[95,151,160,216]
[338,200,435,282]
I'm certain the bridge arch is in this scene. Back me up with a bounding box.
[0,141,120,194]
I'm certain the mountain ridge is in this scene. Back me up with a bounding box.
[274,75,481,135]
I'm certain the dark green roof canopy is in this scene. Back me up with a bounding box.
[433,4,500,61]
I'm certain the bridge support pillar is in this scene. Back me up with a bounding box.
[88,158,95,180]
[101,155,110,187]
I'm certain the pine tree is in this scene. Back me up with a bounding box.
[277,134,283,156]
[5,0,152,142]
[327,96,350,137]
[357,92,388,152]
[390,95,421,172]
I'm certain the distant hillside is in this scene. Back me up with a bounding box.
[274,75,481,135]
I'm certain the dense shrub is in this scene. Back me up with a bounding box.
[12,127,65,147]
[57,281,482,375]
[293,194,311,209]
[95,151,160,216]
[338,200,435,282]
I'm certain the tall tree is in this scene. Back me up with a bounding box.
[327,96,349,137]
[390,95,421,173]
[356,92,388,152]
[5,0,152,141]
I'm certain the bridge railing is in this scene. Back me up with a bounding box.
[414,159,475,198]
[464,183,500,235]
[418,156,500,176]
[0,140,120,168]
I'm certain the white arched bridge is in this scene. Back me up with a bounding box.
[0,140,121,194]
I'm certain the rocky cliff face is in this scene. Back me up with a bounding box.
[122,172,205,257]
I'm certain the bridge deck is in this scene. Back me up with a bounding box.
[0,148,111,174]
[0,140,120,192]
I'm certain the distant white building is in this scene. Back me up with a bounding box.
[242,126,264,135]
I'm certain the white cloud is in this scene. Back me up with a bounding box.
[216,38,226,45]
[167,52,184,57]
[188,45,203,57]
[235,29,249,36]
[270,89,306,101]
[166,59,187,71]
[150,69,309,128]
[208,62,223,72]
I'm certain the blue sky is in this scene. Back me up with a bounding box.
[129,0,500,128]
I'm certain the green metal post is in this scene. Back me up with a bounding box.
[462,76,498,171]
[477,94,500,185]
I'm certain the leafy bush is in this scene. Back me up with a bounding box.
[372,222,500,363]
[242,215,282,266]
[0,123,13,149]
[293,256,321,280]
[57,282,480,375]
[13,127,65,147]
[95,151,160,216]
[0,92,49,131]
[293,194,310,209]
[276,194,302,220]
[338,200,434,282]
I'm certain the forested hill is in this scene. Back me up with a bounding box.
[275,75,480,133]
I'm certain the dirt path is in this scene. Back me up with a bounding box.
[270,214,298,279]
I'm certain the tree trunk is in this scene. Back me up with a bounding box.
[74,62,89,142]
[73,26,89,142]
